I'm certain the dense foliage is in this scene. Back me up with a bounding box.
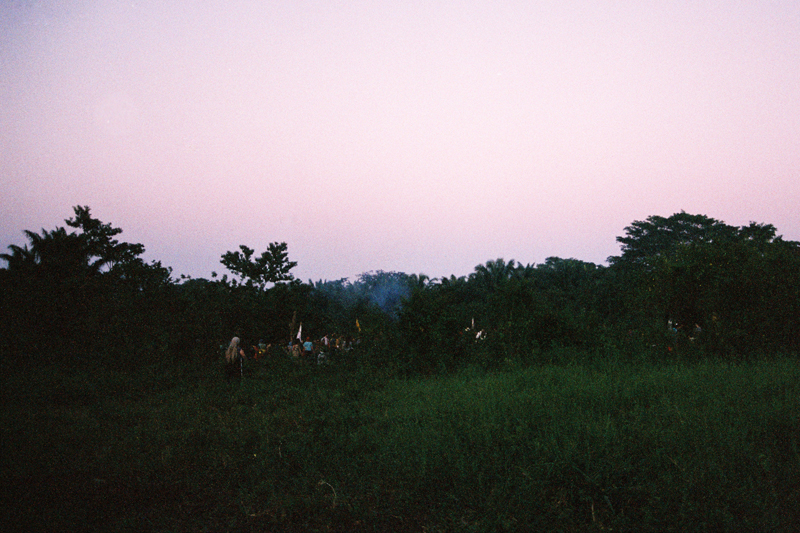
[1,207,798,369]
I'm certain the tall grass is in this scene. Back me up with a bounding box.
[357,360,799,530]
[2,355,798,531]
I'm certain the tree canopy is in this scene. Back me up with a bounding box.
[2,207,798,366]
[220,242,297,289]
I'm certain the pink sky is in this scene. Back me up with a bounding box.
[2,1,799,282]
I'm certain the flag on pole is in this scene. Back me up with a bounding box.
[289,311,297,342]
[296,323,302,341]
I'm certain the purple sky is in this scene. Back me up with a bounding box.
[2,1,799,282]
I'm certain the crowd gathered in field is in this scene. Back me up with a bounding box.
[223,332,361,377]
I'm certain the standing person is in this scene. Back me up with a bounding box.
[291,339,303,360]
[225,337,246,379]
[303,336,314,363]
[254,339,267,359]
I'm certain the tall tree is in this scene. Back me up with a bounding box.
[1,206,172,360]
[65,205,146,275]
[220,242,297,289]
[610,211,737,268]
[470,258,517,291]
[609,211,800,356]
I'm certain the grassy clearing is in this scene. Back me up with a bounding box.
[2,356,799,531]
[361,361,800,530]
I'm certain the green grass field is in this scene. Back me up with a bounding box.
[2,354,798,532]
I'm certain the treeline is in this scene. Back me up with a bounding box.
[398,213,800,372]
[1,207,798,371]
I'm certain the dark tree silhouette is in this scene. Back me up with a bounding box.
[220,243,297,289]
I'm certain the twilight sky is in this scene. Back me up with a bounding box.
[2,1,799,282]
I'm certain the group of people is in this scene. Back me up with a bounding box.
[223,333,358,378]
[287,334,357,364]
